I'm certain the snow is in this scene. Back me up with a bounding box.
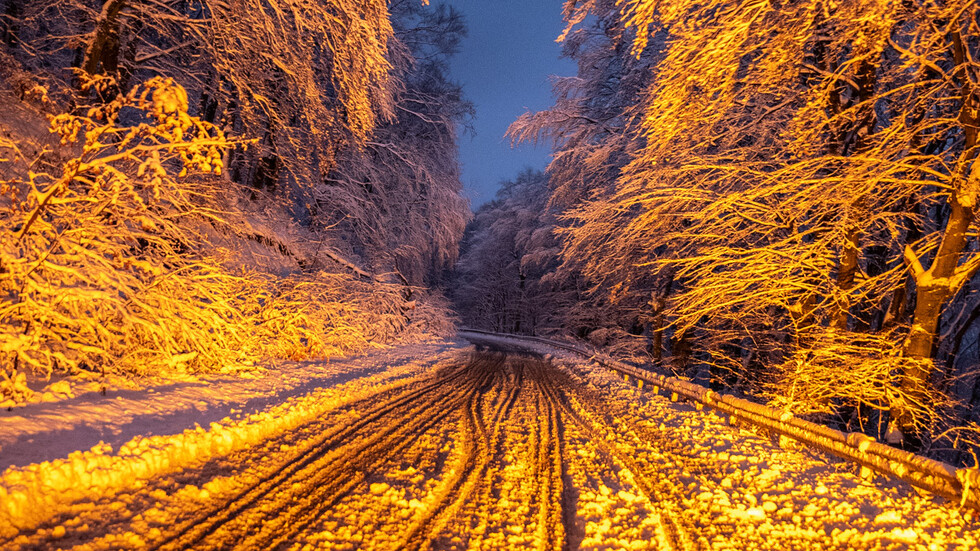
[3,334,980,549]
[0,341,468,538]
[555,352,980,550]
[0,342,461,471]
[465,333,980,550]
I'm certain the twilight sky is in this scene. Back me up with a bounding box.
[443,0,576,208]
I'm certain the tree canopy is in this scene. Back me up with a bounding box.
[469,0,980,456]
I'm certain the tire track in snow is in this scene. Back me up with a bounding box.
[430,351,525,550]
[9,345,709,550]
[395,352,502,551]
[527,358,567,550]
[533,360,699,551]
[425,354,569,551]
[152,361,479,550]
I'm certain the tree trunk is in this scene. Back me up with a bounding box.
[905,199,974,360]
[82,0,127,77]
[895,29,980,443]
[649,271,674,362]
[885,202,922,330]
[650,314,664,362]
[897,192,977,443]
[834,228,860,330]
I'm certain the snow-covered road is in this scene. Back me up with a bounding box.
[2,339,979,550]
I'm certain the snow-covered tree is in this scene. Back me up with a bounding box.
[506,0,669,356]
[320,2,471,285]
[498,0,980,452]
[3,0,397,199]
[605,0,980,444]
[453,170,569,334]
[0,0,467,391]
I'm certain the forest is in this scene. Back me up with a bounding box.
[455,0,980,463]
[2,0,980,470]
[0,0,468,393]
